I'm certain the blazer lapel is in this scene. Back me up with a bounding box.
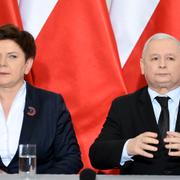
[138,87,159,133]
[9,83,40,167]
[19,83,39,144]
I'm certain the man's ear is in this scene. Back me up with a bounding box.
[24,58,33,75]
[140,58,145,75]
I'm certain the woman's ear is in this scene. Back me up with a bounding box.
[24,58,33,75]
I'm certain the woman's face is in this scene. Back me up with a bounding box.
[0,39,33,89]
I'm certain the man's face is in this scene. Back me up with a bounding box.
[140,38,180,93]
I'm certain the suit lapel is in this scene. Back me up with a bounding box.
[175,102,180,132]
[138,87,159,133]
[19,83,39,144]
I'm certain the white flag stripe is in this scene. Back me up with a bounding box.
[19,0,58,39]
[110,0,160,67]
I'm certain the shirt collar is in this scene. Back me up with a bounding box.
[15,81,26,99]
[148,86,180,104]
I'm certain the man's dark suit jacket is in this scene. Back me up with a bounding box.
[0,83,83,174]
[89,87,180,175]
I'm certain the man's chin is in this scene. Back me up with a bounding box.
[155,82,178,91]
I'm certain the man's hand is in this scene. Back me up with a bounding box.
[127,132,159,158]
[164,131,180,156]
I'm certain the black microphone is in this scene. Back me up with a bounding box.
[80,168,96,180]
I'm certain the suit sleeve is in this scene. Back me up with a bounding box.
[89,98,130,169]
[46,95,83,174]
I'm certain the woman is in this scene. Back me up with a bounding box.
[0,24,83,174]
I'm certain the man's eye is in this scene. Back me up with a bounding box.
[151,57,159,61]
[167,56,175,61]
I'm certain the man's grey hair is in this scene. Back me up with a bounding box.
[142,33,180,58]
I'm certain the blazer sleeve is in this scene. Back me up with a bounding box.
[46,95,83,174]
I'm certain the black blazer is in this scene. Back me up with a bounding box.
[89,87,180,175]
[0,83,83,174]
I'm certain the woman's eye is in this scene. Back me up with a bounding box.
[8,55,17,59]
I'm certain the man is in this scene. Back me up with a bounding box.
[89,33,180,175]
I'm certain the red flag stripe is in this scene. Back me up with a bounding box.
[0,0,22,27]
[24,0,127,170]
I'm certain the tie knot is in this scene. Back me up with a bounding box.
[155,96,170,108]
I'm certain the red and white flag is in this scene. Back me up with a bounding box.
[19,0,127,169]
[110,0,180,93]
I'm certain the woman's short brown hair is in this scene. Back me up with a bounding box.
[0,24,36,61]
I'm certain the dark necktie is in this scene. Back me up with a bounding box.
[155,96,170,140]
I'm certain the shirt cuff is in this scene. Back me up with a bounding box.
[120,139,134,166]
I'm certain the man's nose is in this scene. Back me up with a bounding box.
[159,58,166,68]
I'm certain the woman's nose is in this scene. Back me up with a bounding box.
[0,56,7,66]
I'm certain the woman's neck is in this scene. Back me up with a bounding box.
[0,82,24,119]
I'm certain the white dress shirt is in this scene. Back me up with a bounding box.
[148,87,180,131]
[120,87,180,165]
[0,82,26,166]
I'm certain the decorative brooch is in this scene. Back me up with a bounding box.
[27,106,36,116]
